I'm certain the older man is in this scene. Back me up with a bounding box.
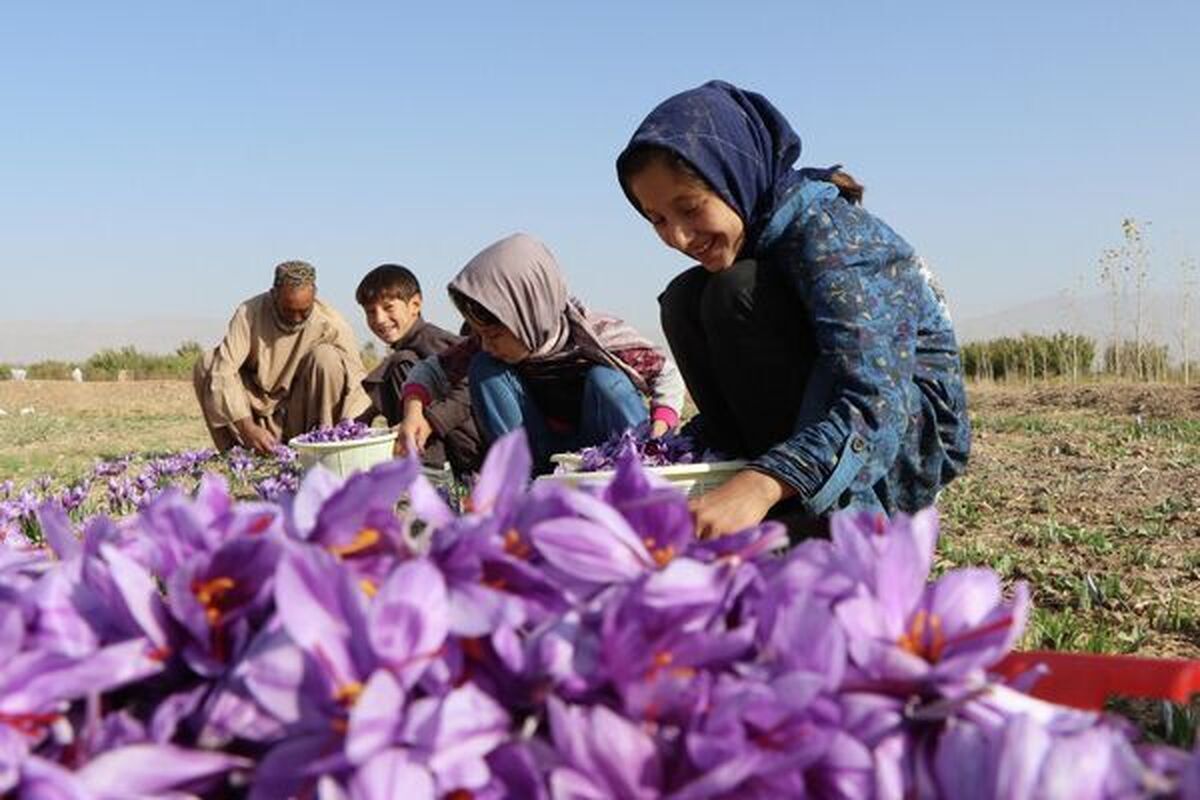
[194,261,371,453]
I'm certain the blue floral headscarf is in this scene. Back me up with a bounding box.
[617,80,836,254]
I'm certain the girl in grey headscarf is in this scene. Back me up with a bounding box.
[397,233,685,472]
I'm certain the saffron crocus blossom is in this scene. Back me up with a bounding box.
[600,443,694,564]
[271,544,376,722]
[933,712,1164,800]
[831,510,1030,687]
[13,744,249,800]
[465,428,532,521]
[569,421,722,472]
[529,489,660,585]
[672,673,842,800]
[289,459,420,592]
[546,697,664,799]
[294,419,379,444]
[166,531,283,675]
[367,558,450,689]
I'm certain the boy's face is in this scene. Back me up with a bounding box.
[363,293,422,345]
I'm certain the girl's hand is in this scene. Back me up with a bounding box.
[394,398,433,458]
[649,419,670,438]
[689,470,794,539]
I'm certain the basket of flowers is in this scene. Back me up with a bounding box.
[289,420,398,478]
[537,423,745,498]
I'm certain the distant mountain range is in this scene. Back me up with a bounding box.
[3,290,1198,364]
[955,291,1198,353]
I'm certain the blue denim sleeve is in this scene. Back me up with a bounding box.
[749,192,921,515]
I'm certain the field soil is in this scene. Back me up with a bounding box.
[940,381,1200,658]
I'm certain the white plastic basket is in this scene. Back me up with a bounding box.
[289,430,399,479]
[536,456,747,498]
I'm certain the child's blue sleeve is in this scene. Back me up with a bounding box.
[749,196,922,515]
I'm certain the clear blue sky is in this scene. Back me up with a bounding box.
[2,1,1197,353]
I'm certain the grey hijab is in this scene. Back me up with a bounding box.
[448,233,653,390]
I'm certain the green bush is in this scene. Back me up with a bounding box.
[84,343,202,380]
[961,332,1096,381]
[26,360,75,380]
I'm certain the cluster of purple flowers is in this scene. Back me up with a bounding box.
[569,421,727,473]
[293,419,384,445]
[1,446,301,536]
[0,429,1195,797]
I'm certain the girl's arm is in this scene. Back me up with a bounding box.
[612,345,685,431]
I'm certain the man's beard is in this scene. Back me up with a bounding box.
[270,292,312,334]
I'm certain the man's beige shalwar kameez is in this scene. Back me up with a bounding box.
[194,292,371,450]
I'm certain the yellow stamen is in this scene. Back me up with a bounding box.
[503,528,531,559]
[193,576,236,626]
[333,681,364,708]
[650,545,675,567]
[897,610,946,663]
[193,576,235,606]
[328,528,381,559]
[359,578,378,598]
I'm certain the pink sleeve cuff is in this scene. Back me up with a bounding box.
[650,406,679,429]
[400,384,432,406]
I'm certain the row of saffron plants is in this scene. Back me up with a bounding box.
[1,430,1198,797]
[0,444,302,541]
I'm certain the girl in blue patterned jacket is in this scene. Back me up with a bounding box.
[616,80,971,539]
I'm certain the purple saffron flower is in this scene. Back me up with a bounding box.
[830,509,1030,686]
[294,419,380,444]
[346,750,436,799]
[565,421,723,473]
[13,744,249,799]
[672,674,841,799]
[546,697,664,799]
[289,459,420,591]
[529,490,658,585]
[367,558,450,689]
[166,531,283,675]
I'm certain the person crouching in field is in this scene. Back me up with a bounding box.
[354,264,482,474]
[193,260,371,454]
[616,80,971,539]
[396,233,685,474]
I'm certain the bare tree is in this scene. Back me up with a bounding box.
[1181,255,1197,386]
[1098,246,1123,377]
[1121,218,1151,380]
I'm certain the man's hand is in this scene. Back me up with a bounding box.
[689,469,794,539]
[394,398,433,458]
[649,419,670,438]
[234,418,278,455]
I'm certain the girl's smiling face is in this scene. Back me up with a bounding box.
[627,159,745,272]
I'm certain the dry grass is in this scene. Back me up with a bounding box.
[0,380,210,481]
